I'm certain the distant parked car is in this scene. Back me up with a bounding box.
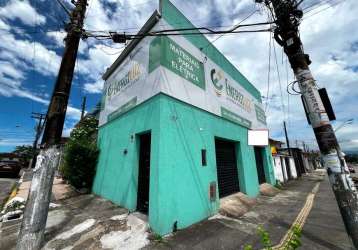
[0,160,21,178]
[348,165,356,173]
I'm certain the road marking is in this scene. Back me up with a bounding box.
[272,182,320,250]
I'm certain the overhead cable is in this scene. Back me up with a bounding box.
[265,30,272,113]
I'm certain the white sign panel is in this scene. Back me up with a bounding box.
[99,19,267,129]
[99,36,162,126]
[248,130,269,146]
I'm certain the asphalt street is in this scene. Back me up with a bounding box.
[0,176,18,208]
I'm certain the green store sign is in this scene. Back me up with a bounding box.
[107,97,137,123]
[149,36,205,90]
[221,107,252,129]
[255,105,267,125]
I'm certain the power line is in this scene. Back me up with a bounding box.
[285,57,291,127]
[303,0,346,19]
[94,41,126,55]
[55,0,71,16]
[198,9,261,52]
[109,21,272,34]
[272,41,286,121]
[140,21,273,34]
[1,7,272,42]
[86,21,274,42]
[302,0,329,12]
[210,9,259,45]
[87,16,243,34]
[295,0,306,7]
[265,29,272,113]
[302,0,341,14]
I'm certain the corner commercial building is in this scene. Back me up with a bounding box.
[92,0,275,235]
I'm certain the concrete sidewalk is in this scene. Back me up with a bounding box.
[145,171,355,250]
[300,173,354,249]
[15,170,77,202]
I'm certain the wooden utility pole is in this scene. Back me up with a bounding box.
[283,121,290,154]
[17,1,88,249]
[30,112,45,168]
[256,0,358,246]
[41,1,87,146]
[81,95,87,119]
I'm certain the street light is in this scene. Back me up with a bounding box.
[335,118,354,132]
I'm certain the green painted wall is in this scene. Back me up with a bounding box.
[93,94,275,236]
[92,96,161,211]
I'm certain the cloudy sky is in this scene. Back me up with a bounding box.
[0,0,357,152]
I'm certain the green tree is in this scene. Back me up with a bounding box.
[62,116,99,190]
[12,145,36,166]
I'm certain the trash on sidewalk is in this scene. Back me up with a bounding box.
[0,197,25,222]
[259,183,280,197]
[219,192,257,218]
[100,213,149,250]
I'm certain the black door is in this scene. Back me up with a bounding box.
[254,147,266,184]
[215,139,240,198]
[137,133,151,214]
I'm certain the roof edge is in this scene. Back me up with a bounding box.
[102,10,161,80]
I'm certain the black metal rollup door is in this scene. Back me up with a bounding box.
[215,139,240,198]
[254,147,266,184]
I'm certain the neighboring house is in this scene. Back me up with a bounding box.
[269,137,322,183]
[92,0,275,236]
[269,138,285,155]
[270,139,297,183]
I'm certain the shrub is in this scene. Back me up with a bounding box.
[62,116,99,189]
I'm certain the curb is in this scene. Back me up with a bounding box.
[1,171,25,211]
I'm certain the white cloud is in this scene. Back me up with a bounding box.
[0,61,25,81]
[0,80,82,121]
[46,31,66,48]
[0,33,61,76]
[84,80,104,94]
[0,0,46,26]
[0,18,10,30]
[0,138,33,147]
[67,106,82,121]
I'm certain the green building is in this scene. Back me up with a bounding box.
[92,0,275,236]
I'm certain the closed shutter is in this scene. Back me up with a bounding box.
[254,147,266,184]
[215,139,240,198]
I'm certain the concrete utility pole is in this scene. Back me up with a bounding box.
[256,0,358,246]
[30,112,45,168]
[17,1,88,249]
